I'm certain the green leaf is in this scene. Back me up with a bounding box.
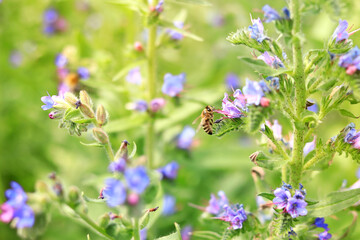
[167,0,212,6]
[155,223,182,240]
[112,60,146,81]
[82,193,106,203]
[80,142,104,147]
[214,118,243,137]
[338,109,360,119]
[64,109,81,120]
[305,198,319,206]
[128,141,137,159]
[258,192,275,201]
[307,188,360,217]
[140,212,150,229]
[72,118,95,124]
[238,57,289,76]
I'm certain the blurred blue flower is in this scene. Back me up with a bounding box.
[307,103,318,113]
[77,67,90,79]
[303,137,316,156]
[125,166,150,194]
[167,21,184,40]
[43,8,58,24]
[41,94,56,110]
[233,89,247,110]
[222,204,247,230]
[266,76,280,90]
[108,157,127,173]
[103,178,127,207]
[314,218,329,231]
[243,79,264,106]
[259,80,270,93]
[282,7,290,19]
[55,54,68,68]
[155,0,164,13]
[286,197,307,218]
[258,51,284,68]
[225,73,240,90]
[262,5,281,22]
[140,228,147,240]
[150,98,166,112]
[332,20,349,43]
[162,195,176,216]
[14,205,35,228]
[126,100,148,112]
[248,18,267,42]
[318,231,332,240]
[162,73,186,97]
[126,67,142,85]
[273,188,291,209]
[181,225,192,240]
[339,46,360,68]
[177,126,195,150]
[206,191,229,215]
[159,161,179,180]
[5,182,28,207]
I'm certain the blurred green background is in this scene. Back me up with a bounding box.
[1,0,360,239]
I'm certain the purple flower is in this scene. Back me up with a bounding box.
[222,204,247,230]
[162,73,186,97]
[140,228,147,240]
[344,127,360,144]
[318,231,332,240]
[259,80,270,93]
[126,67,142,85]
[314,218,329,231]
[125,166,150,194]
[103,178,127,207]
[77,67,90,79]
[155,0,164,13]
[271,120,282,140]
[303,137,316,156]
[159,161,179,180]
[108,158,127,173]
[43,8,58,24]
[258,51,285,68]
[126,100,148,112]
[58,83,70,98]
[206,191,229,215]
[262,5,281,22]
[162,195,176,216]
[41,94,56,110]
[167,21,184,40]
[266,77,280,90]
[9,50,23,67]
[218,93,244,118]
[332,20,349,43]
[273,188,291,209]
[181,225,192,240]
[243,79,264,106]
[14,205,35,228]
[0,203,14,223]
[233,89,247,110]
[150,98,166,112]
[286,197,308,218]
[283,8,290,19]
[225,73,240,90]
[308,103,318,113]
[338,46,360,71]
[55,54,68,68]
[177,126,195,150]
[5,182,28,207]
[248,18,267,43]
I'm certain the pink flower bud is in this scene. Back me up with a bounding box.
[134,41,143,52]
[260,97,270,107]
[346,65,357,75]
[127,192,140,206]
[150,98,166,112]
[0,203,14,223]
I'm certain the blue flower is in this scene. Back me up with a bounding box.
[140,228,147,240]
[103,178,127,207]
[286,197,308,218]
[282,7,290,19]
[258,51,285,68]
[155,0,164,13]
[108,158,127,173]
[43,8,58,24]
[77,67,90,79]
[219,93,244,118]
[314,218,329,231]
[242,79,265,106]
[181,225,192,240]
[339,46,360,68]
[307,103,318,113]
[150,98,166,112]
[273,188,291,209]
[344,127,360,144]
[266,76,280,90]
[162,73,186,97]
[55,54,68,68]
[332,20,349,43]
[262,5,281,22]
[225,73,240,90]
[318,231,332,240]
[167,21,184,40]
[5,182,28,207]
[259,80,270,93]
[233,89,247,110]
[41,94,56,110]
[177,126,195,150]
[125,167,150,194]
[126,67,142,85]
[206,191,229,215]
[13,205,35,228]
[248,18,267,43]
[162,195,176,216]
[303,137,316,156]
[126,100,148,112]
[222,204,247,230]
[159,161,179,180]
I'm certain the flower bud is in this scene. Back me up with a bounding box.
[150,98,166,112]
[96,104,108,126]
[79,90,92,107]
[68,186,80,203]
[93,128,109,144]
[64,92,79,108]
[115,140,129,160]
[79,103,95,118]
[49,111,62,119]
[127,192,140,206]
[260,97,270,107]
[98,213,110,228]
[134,41,143,51]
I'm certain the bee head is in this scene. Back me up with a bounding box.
[205,105,213,112]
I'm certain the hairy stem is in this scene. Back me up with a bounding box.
[288,0,306,187]
[303,151,327,170]
[105,141,115,161]
[133,218,141,240]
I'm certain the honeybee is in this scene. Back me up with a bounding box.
[193,105,214,135]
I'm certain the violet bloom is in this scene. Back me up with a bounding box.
[222,204,247,230]
[259,80,270,93]
[41,94,56,110]
[318,231,332,240]
[77,67,90,79]
[181,225,192,240]
[344,127,360,144]
[162,73,186,97]
[162,195,176,216]
[206,191,229,215]
[242,79,264,106]
[167,21,184,40]
[308,103,318,113]
[258,51,285,69]
[225,73,240,90]
[125,166,150,194]
[273,188,291,209]
[283,7,290,19]
[233,89,247,110]
[126,100,148,112]
[262,5,281,22]
[150,98,166,112]
[314,218,329,231]
[126,67,142,85]
[332,20,349,43]
[248,18,267,43]
[103,178,127,207]
[55,54,68,68]
[108,157,127,173]
[338,46,360,75]
[155,0,164,13]
[286,197,308,218]
[177,126,195,150]
[43,8,59,35]
[140,228,147,240]
[218,93,244,118]
[159,161,179,180]
[303,137,316,156]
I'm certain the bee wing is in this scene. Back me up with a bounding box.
[192,115,201,125]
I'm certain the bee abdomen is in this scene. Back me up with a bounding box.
[202,119,213,135]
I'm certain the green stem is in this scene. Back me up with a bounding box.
[104,141,115,161]
[288,0,306,188]
[307,77,323,94]
[146,16,158,169]
[282,165,287,182]
[133,218,141,240]
[303,151,327,170]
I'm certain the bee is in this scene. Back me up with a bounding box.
[193,105,214,135]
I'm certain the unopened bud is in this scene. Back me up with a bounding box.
[53,182,63,197]
[127,192,140,206]
[80,103,95,118]
[35,180,49,193]
[115,140,129,160]
[49,111,62,119]
[96,104,108,126]
[68,186,80,203]
[98,213,110,228]
[93,128,109,144]
[134,41,143,51]
[79,90,92,107]
[260,97,270,107]
[64,92,79,108]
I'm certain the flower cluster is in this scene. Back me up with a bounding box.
[258,51,285,69]
[176,126,195,150]
[344,123,360,149]
[332,20,360,43]
[126,98,166,113]
[273,183,307,218]
[248,17,267,43]
[0,182,35,228]
[43,8,67,35]
[206,191,229,215]
[313,218,332,240]
[262,5,290,22]
[338,46,360,75]
[162,73,186,97]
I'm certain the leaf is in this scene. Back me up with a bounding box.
[72,118,95,124]
[128,141,137,159]
[167,0,212,6]
[155,223,182,240]
[64,109,81,120]
[258,192,275,201]
[80,142,104,148]
[112,60,146,81]
[305,198,319,206]
[307,188,360,217]
[213,118,243,137]
[238,57,289,76]
[250,151,285,170]
[82,193,106,203]
[338,109,360,119]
